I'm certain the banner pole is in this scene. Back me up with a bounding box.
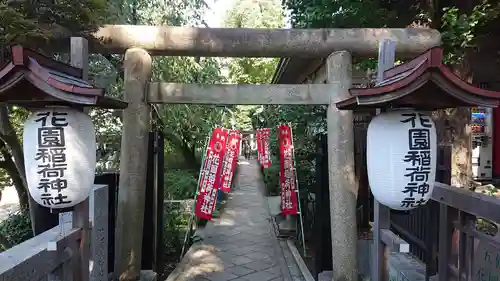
[277,124,284,216]
[216,128,230,202]
[289,123,307,257]
[180,135,210,261]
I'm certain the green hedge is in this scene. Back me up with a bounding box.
[0,211,32,252]
[164,169,198,200]
[262,156,280,196]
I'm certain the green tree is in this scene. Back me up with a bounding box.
[223,0,284,84]
[155,55,228,170]
[0,0,110,235]
[222,0,322,204]
[222,0,286,132]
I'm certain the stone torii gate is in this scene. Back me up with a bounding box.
[68,26,440,281]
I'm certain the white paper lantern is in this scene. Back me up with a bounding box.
[367,109,437,211]
[23,107,96,209]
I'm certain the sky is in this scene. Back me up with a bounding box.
[201,0,291,28]
[203,0,234,27]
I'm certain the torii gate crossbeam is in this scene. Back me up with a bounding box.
[49,25,440,58]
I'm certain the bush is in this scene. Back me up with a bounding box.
[0,211,33,251]
[162,205,189,254]
[160,204,190,277]
[262,157,280,196]
[164,169,198,200]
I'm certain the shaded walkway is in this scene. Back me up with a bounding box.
[167,159,305,281]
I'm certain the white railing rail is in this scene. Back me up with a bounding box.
[0,184,109,281]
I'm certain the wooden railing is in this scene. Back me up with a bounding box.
[371,140,500,281]
[0,184,109,281]
[378,180,500,281]
[432,182,500,281]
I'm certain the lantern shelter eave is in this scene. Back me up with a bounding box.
[336,47,500,111]
[0,45,127,109]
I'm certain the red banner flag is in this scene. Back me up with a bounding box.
[261,128,271,169]
[256,129,263,163]
[195,128,228,220]
[220,130,241,192]
[278,124,299,215]
[229,129,242,176]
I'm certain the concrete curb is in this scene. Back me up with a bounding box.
[286,240,315,281]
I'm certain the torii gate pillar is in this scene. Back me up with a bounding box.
[114,48,153,281]
[326,51,358,281]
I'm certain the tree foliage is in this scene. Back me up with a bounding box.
[223,0,284,84]
[280,0,500,189]
[0,0,227,237]
[77,0,227,172]
[0,0,108,48]
[440,1,500,64]
[221,0,286,132]
[285,0,399,29]
[0,0,112,235]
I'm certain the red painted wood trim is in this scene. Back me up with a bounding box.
[11,45,25,66]
[352,47,500,100]
[493,107,500,177]
[9,45,82,78]
[350,61,429,97]
[335,96,357,109]
[383,50,431,80]
[26,57,101,97]
[0,63,15,80]
[437,65,500,98]
[46,77,102,96]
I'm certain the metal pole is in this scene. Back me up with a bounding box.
[179,136,210,260]
[289,124,307,257]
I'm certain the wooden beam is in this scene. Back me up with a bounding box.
[147,83,331,105]
[380,229,409,253]
[432,182,500,223]
[70,37,89,80]
[51,25,441,58]
[68,38,91,281]
[70,37,90,114]
[372,39,396,281]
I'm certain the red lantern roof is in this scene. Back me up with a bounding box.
[336,47,500,110]
[0,45,127,109]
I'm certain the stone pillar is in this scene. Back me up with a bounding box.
[90,185,109,281]
[114,48,152,281]
[326,51,358,281]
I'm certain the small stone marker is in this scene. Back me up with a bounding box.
[474,241,500,281]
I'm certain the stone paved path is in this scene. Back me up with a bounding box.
[189,159,304,281]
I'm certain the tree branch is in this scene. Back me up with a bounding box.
[0,106,26,186]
